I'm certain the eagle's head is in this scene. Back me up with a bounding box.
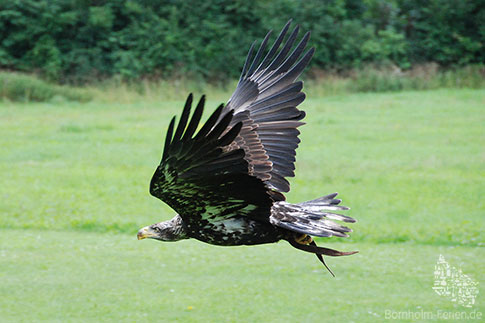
[137,215,188,241]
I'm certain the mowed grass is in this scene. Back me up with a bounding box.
[1,229,484,322]
[0,89,484,321]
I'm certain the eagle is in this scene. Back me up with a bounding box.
[137,21,357,275]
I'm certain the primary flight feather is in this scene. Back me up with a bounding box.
[137,21,357,275]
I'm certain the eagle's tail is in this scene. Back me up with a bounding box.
[271,192,356,238]
[269,193,358,275]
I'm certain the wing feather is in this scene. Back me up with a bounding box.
[172,94,192,142]
[194,104,224,140]
[182,95,205,141]
[150,95,274,224]
[222,21,313,193]
[253,20,292,76]
[162,117,176,160]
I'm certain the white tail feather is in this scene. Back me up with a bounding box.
[270,193,356,238]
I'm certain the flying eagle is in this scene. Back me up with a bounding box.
[137,21,357,275]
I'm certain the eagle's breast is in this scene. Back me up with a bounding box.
[183,204,283,246]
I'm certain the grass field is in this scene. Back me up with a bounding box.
[1,230,483,322]
[1,88,484,321]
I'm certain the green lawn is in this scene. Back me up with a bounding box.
[1,230,484,322]
[1,89,484,321]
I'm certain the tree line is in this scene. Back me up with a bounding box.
[0,0,483,84]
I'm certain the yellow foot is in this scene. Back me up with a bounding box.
[295,234,313,245]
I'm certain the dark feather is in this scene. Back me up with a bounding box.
[194,104,224,140]
[173,94,192,143]
[162,117,176,160]
[253,20,292,75]
[182,95,205,141]
[206,111,234,142]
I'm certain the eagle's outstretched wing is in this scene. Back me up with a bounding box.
[222,20,314,193]
[150,94,274,223]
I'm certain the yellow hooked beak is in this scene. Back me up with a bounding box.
[137,226,157,240]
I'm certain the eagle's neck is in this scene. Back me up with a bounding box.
[161,215,189,241]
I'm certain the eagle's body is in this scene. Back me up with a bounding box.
[138,21,357,274]
[187,215,283,246]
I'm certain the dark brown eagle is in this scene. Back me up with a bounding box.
[137,21,357,275]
